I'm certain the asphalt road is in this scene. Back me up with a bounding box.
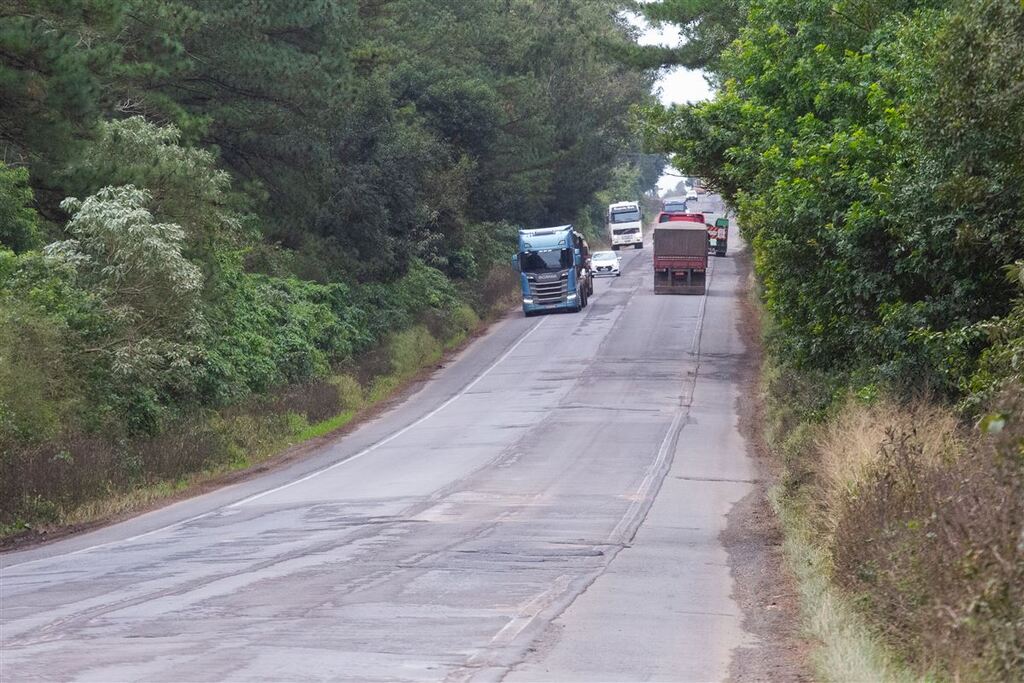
[1,197,758,682]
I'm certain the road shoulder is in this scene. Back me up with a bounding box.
[725,249,814,682]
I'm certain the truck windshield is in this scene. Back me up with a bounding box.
[610,209,640,223]
[520,249,572,273]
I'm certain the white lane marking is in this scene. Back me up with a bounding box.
[2,317,549,570]
[2,508,217,571]
[230,316,549,506]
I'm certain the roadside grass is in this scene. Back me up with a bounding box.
[764,351,1024,681]
[751,272,928,682]
[1,299,508,546]
[294,411,357,442]
[809,397,962,553]
[771,487,923,683]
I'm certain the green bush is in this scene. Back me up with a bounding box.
[0,302,65,443]
[0,164,40,253]
[199,265,367,405]
[642,0,1024,397]
[330,374,365,411]
[387,326,442,378]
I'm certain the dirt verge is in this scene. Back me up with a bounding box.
[724,248,815,682]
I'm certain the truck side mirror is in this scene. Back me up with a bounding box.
[511,254,520,271]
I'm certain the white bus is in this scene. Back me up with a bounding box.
[607,201,643,250]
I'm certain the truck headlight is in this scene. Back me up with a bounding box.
[567,294,577,300]
[523,298,533,304]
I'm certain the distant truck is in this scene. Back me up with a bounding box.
[514,225,593,316]
[709,217,729,257]
[653,217,708,295]
[699,207,729,257]
[607,201,644,250]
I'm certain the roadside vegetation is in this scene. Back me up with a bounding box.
[0,1,664,540]
[641,0,1024,679]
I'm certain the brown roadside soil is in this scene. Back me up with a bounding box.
[0,308,513,554]
[725,248,816,682]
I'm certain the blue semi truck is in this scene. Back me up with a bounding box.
[513,225,593,316]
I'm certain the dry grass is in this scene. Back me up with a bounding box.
[772,488,921,683]
[771,387,1024,681]
[811,397,963,550]
[830,394,1024,680]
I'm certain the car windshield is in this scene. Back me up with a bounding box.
[592,252,616,261]
[610,209,640,223]
[520,248,572,273]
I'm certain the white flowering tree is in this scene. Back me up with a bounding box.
[67,117,242,260]
[45,185,204,383]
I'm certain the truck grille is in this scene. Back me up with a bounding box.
[529,279,568,304]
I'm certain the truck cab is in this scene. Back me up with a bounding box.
[513,225,593,316]
[607,201,644,250]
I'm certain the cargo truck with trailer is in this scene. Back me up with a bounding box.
[653,219,709,295]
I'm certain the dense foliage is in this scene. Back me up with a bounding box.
[0,1,661,530]
[642,0,1024,400]
[640,0,1024,677]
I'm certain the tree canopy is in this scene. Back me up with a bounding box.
[641,0,1024,401]
[0,0,663,528]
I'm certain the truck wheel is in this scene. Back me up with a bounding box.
[611,245,619,251]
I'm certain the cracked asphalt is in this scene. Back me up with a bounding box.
[1,197,759,682]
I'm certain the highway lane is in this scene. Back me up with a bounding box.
[1,202,756,682]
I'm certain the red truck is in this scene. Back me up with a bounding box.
[653,215,709,295]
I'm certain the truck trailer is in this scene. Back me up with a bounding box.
[514,225,593,316]
[653,220,708,295]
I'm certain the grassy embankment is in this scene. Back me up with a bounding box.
[752,275,1023,680]
[1,283,517,545]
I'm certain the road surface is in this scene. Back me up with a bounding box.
[1,198,759,682]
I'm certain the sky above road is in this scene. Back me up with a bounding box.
[629,10,716,195]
